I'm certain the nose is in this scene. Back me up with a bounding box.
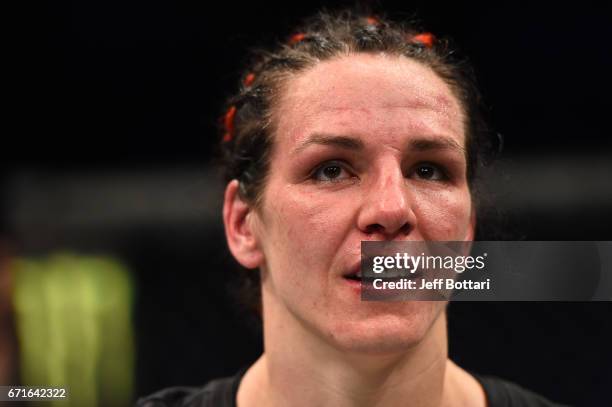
[357,167,417,239]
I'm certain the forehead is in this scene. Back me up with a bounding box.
[274,53,465,148]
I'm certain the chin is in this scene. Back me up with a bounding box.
[325,302,446,354]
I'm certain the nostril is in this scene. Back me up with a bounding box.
[365,224,385,235]
[399,223,411,235]
[364,222,412,237]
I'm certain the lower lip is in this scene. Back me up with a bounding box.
[342,277,374,293]
[343,277,361,289]
[342,273,424,294]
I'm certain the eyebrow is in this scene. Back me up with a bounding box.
[291,134,365,155]
[410,137,466,155]
[292,133,465,155]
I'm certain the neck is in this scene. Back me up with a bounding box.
[238,293,459,407]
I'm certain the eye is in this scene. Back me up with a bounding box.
[412,163,447,181]
[312,161,353,182]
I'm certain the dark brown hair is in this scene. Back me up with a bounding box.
[218,8,496,315]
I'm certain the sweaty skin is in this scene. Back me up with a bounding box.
[224,53,484,407]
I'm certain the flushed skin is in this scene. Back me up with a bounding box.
[223,53,481,406]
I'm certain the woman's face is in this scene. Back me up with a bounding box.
[250,53,474,352]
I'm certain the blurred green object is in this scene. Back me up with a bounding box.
[12,253,135,407]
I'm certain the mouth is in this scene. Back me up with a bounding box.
[344,273,362,282]
[342,258,425,283]
[342,260,365,282]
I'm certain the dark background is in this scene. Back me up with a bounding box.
[3,1,612,406]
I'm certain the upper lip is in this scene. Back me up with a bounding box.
[343,259,363,278]
[343,256,378,279]
[343,256,425,279]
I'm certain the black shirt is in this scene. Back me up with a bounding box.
[136,368,570,407]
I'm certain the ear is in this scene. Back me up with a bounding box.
[222,180,264,269]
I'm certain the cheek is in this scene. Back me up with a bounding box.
[414,188,472,240]
[270,194,334,243]
[261,187,355,272]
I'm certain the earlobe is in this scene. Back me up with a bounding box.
[222,180,264,269]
